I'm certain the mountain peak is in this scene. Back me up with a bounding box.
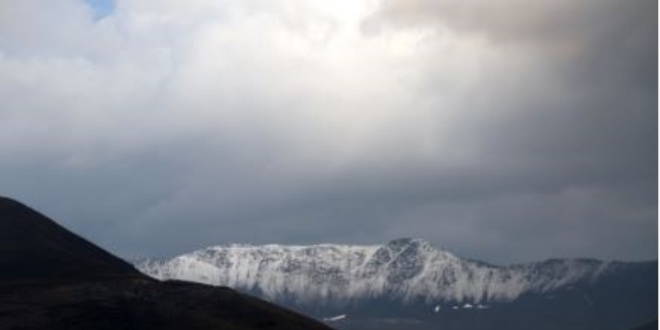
[383,237,455,259]
[0,195,24,209]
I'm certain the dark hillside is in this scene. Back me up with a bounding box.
[0,196,333,330]
[0,197,138,281]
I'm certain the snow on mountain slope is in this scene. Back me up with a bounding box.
[134,238,614,306]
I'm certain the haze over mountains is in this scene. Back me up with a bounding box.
[136,239,657,330]
[0,195,655,330]
[0,197,333,330]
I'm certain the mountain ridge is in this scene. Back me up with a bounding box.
[134,238,657,330]
[134,237,647,306]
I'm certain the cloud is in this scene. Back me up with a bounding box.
[0,0,655,263]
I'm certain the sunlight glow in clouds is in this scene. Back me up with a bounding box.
[0,0,656,263]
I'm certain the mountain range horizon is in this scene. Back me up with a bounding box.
[0,195,656,330]
[136,237,657,266]
[135,231,657,330]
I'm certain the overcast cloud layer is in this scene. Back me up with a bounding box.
[0,0,656,263]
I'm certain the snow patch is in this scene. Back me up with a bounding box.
[134,239,611,307]
[323,314,347,322]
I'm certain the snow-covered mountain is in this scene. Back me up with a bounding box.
[134,238,619,306]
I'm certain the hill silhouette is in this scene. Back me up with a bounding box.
[0,196,333,330]
[0,197,138,281]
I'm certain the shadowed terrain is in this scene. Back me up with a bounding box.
[0,197,333,330]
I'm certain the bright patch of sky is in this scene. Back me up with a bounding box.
[86,0,114,20]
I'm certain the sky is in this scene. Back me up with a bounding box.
[0,0,656,264]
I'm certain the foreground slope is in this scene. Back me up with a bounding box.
[0,196,137,281]
[0,197,333,330]
[136,238,657,330]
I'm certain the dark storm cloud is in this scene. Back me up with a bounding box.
[0,0,655,263]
